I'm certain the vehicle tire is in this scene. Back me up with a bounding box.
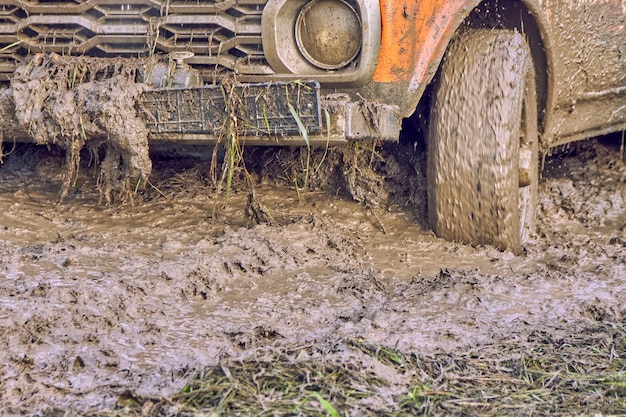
[427,29,538,254]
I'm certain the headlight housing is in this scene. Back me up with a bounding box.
[262,0,380,85]
[295,0,362,70]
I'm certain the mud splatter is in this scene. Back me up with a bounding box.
[10,54,152,203]
[428,29,536,253]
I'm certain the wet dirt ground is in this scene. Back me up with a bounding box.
[0,135,625,415]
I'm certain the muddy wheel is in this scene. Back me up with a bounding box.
[427,29,538,253]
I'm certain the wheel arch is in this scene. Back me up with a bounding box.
[374,0,554,136]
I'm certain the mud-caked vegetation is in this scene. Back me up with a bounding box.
[3,54,411,217]
[6,55,153,203]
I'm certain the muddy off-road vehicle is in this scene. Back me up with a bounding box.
[0,0,624,252]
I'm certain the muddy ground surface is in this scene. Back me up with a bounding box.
[0,135,625,415]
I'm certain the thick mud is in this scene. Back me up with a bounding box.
[0,135,624,415]
[9,55,152,204]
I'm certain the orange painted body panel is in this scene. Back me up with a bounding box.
[373,0,472,89]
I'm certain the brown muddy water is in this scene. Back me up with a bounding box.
[0,136,625,415]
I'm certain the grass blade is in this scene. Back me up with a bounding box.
[287,100,310,189]
[0,41,22,52]
[311,392,340,417]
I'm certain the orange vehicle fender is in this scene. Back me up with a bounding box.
[373,0,554,123]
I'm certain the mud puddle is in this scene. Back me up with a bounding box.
[0,136,625,415]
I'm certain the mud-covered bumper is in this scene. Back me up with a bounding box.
[140,81,401,145]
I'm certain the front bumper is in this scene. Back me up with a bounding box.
[141,81,401,146]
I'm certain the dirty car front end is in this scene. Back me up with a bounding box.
[0,0,399,145]
[138,0,400,145]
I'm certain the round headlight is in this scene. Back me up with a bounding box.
[295,0,362,70]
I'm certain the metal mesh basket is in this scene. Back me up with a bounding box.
[141,81,321,137]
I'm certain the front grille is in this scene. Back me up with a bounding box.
[0,0,271,81]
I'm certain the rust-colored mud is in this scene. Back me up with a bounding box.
[0,136,624,414]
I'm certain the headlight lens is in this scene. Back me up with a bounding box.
[295,0,362,70]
